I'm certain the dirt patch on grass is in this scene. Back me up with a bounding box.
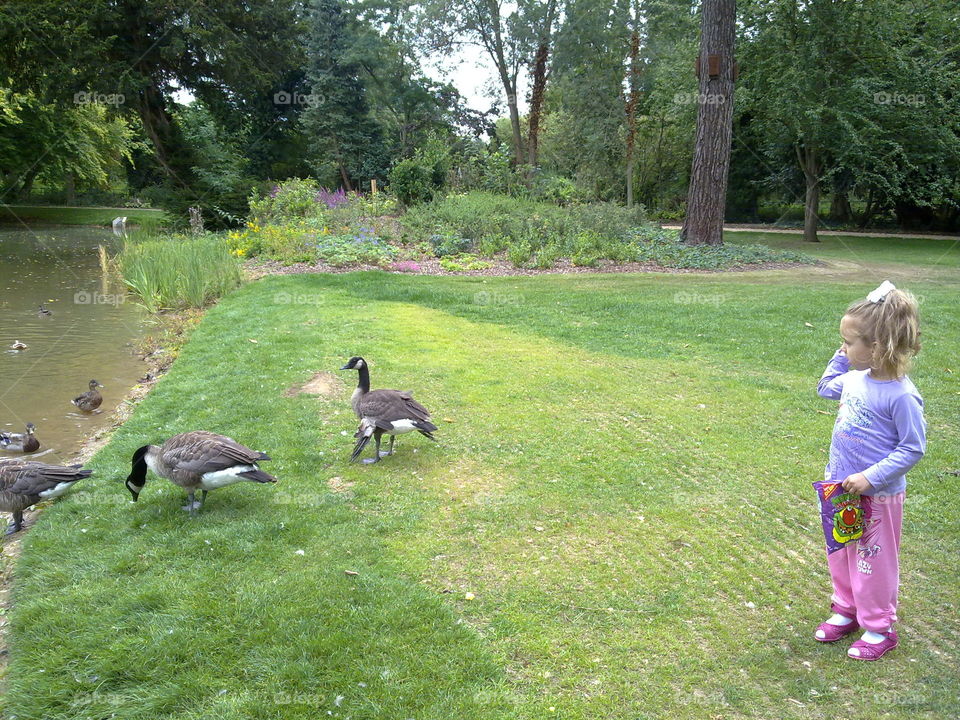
[283,371,344,398]
[327,476,355,494]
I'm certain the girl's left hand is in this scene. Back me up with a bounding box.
[842,472,872,494]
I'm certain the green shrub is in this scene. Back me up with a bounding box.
[507,239,533,267]
[428,230,472,257]
[313,228,397,267]
[533,175,584,206]
[438,253,492,272]
[389,159,435,206]
[400,191,813,270]
[626,226,816,269]
[120,235,241,312]
[249,178,323,223]
[534,244,563,269]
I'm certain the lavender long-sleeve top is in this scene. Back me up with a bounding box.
[817,351,926,495]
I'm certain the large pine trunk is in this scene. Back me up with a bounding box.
[526,41,549,171]
[680,0,737,246]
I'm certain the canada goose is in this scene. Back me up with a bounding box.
[340,356,437,463]
[125,431,277,514]
[0,457,91,534]
[10,340,27,351]
[72,380,104,412]
[38,304,52,317]
[0,423,40,453]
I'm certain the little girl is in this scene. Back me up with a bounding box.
[814,280,926,660]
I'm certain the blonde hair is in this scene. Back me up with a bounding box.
[845,288,921,378]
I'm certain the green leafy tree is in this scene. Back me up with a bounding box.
[739,0,960,238]
[301,0,388,190]
[0,0,304,211]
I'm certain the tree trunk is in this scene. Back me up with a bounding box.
[526,41,549,172]
[858,190,876,228]
[680,0,736,246]
[625,28,640,208]
[526,0,557,175]
[829,191,852,224]
[64,171,76,205]
[798,144,821,242]
[17,165,39,200]
[504,77,524,167]
[135,83,189,187]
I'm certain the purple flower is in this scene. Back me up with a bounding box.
[390,260,421,273]
[316,187,349,208]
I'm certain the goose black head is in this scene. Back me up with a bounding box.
[340,356,366,371]
[126,445,150,501]
[25,422,36,434]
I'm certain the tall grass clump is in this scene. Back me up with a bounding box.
[119,234,241,312]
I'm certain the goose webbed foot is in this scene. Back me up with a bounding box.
[378,436,395,457]
[361,456,381,464]
[6,511,23,534]
[182,492,203,514]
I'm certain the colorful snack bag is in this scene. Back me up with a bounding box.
[813,480,864,554]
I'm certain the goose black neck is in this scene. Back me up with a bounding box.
[356,364,370,393]
[127,446,150,485]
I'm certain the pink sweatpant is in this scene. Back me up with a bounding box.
[827,492,904,632]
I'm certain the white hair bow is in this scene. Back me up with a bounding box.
[867,280,896,303]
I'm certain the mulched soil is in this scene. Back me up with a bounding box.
[243,255,808,279]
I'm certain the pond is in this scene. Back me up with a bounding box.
[0,224,148,462]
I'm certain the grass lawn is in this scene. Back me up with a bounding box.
[4,255,959,717]
[0,204,167,229]
[726,230,960,274]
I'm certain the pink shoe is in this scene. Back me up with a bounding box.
[814,618,860,642]
[848,631,898,660]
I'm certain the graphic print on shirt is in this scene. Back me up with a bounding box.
[829,392,877,482]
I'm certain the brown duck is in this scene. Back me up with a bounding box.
[72,380,104,412]
[0,457,91,533]
[125,431,276,515]
[0,423,40,453]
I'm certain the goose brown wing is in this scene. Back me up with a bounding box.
[361,389,432,423]
[398,392,432,420]
[160,431,269,476]
[0,460,90,495]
